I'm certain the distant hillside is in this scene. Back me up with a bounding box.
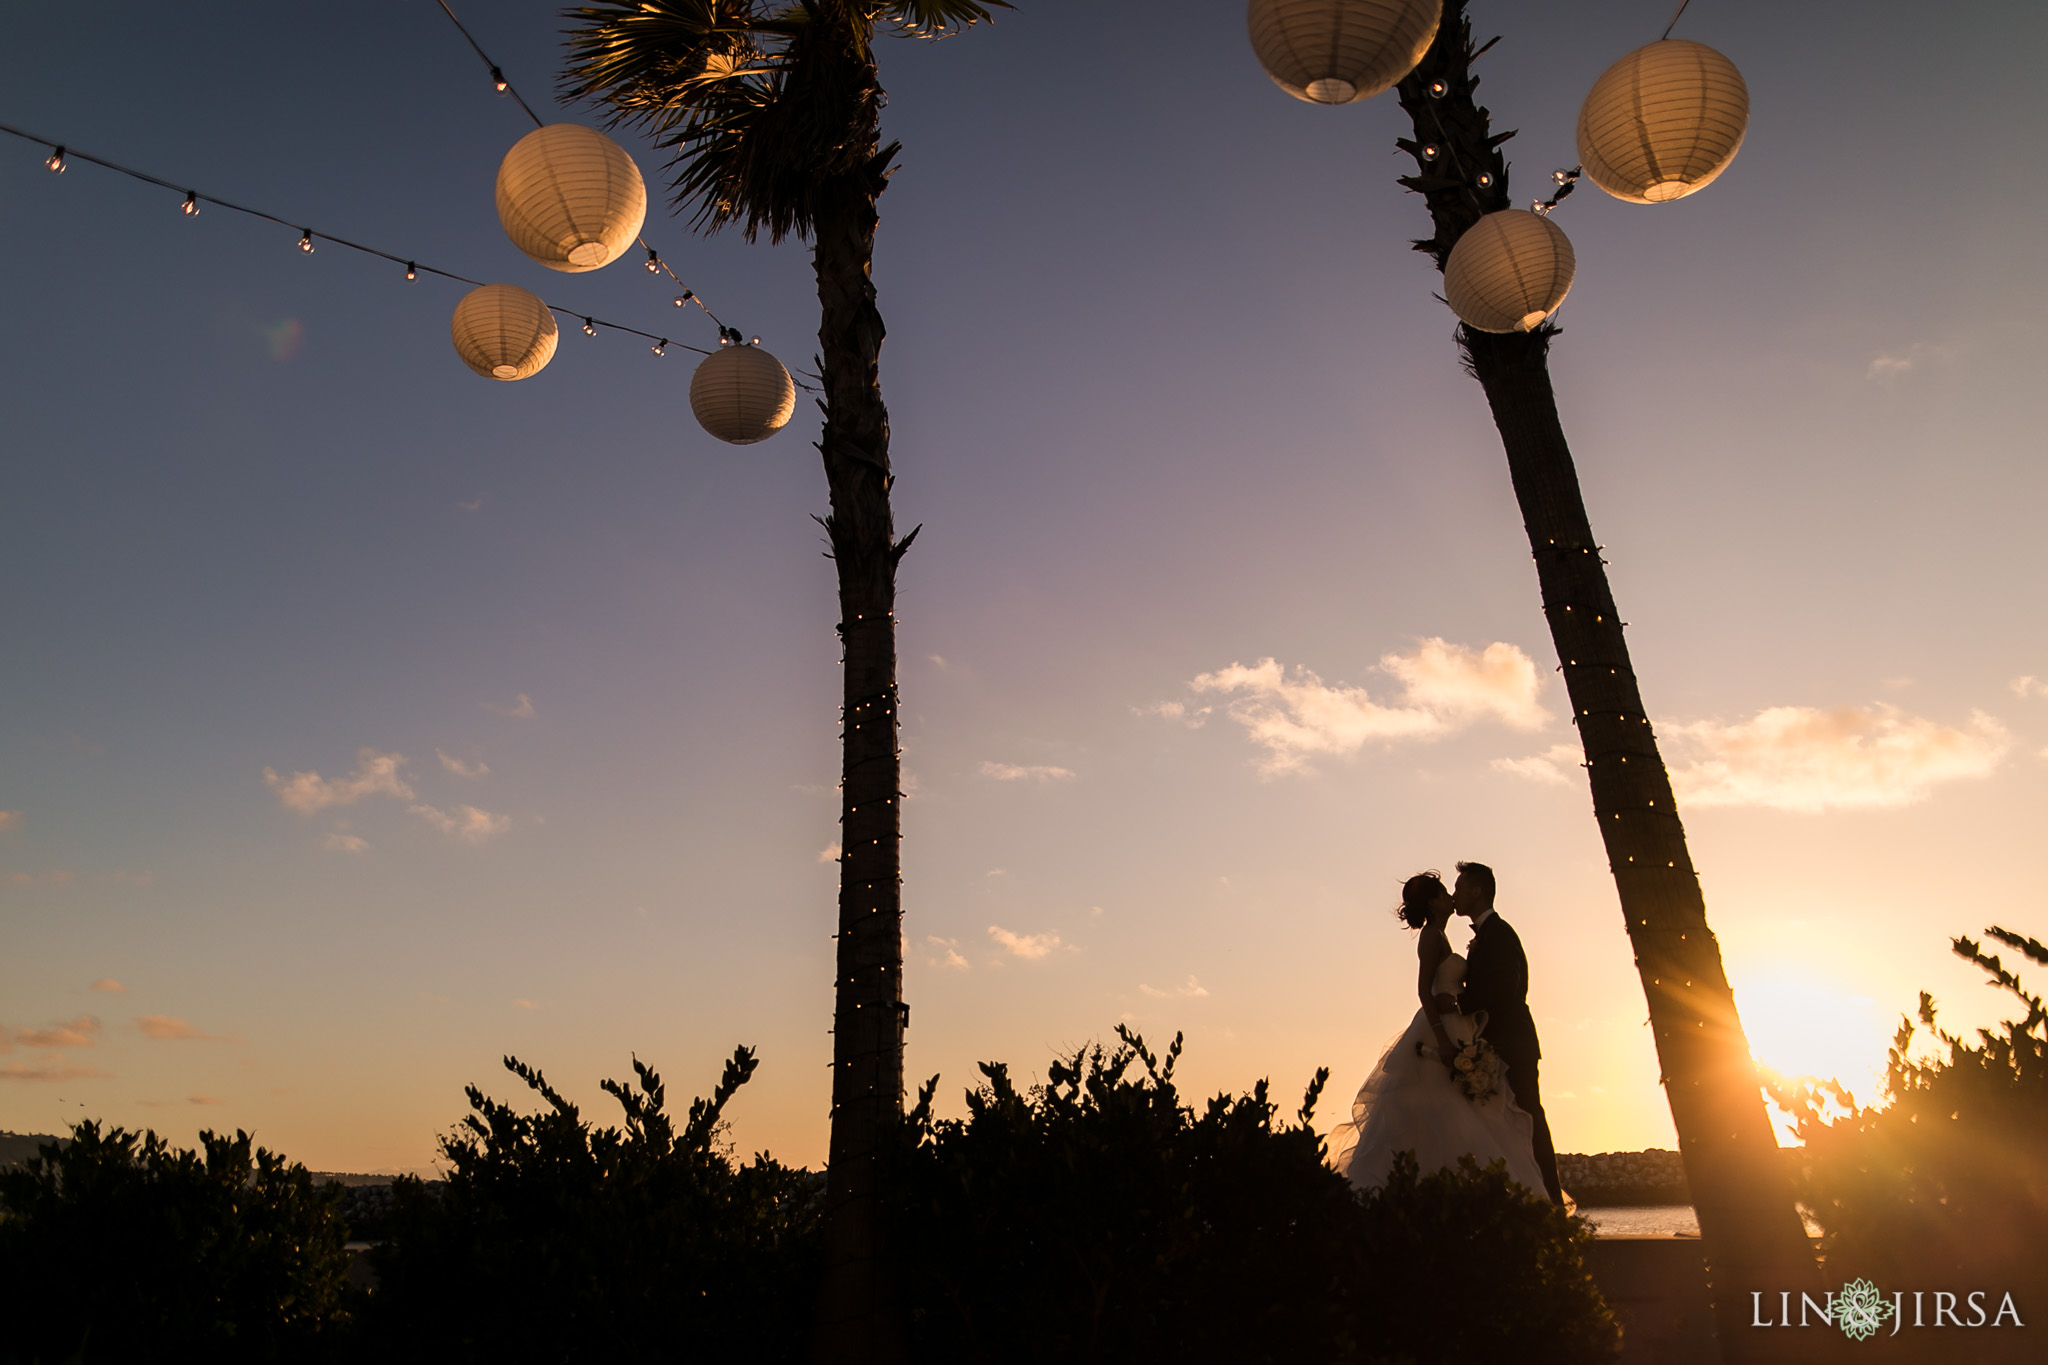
[0,1132,64,1169]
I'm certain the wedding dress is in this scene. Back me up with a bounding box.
[1328,945,1550,1196]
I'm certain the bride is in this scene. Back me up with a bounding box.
[1328,870,1549,1196]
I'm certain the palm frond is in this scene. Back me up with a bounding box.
[877,0,1010,38]
[562,0,889,242]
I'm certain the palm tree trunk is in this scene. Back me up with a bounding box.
[809,161,909,1364]
[1398,9,1825,1356]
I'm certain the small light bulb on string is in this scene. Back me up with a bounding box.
[645,247,661,273]
[651,339,667,356]
[1553,168,1573,185]
[674,290,693,307]
[182,191,199,215]
[299,230,315,253]
[1420,144,1440,162]
[45,146,65,173]
[1475,171,1495,188]
[490,66,508,93]
[750,336,761,346]
[405,262,417,280]
[1427,79,1449,99]
[582,318,597,337]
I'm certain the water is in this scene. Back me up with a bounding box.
[1579,1204,1700,1237]
[1579,1205,1828,1238]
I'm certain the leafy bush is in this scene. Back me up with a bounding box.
[1,1035,1618,1364]
[1350,1152,1618,1365]
[0,1123,352,1364]
[892,1026,1616,1364]
[1769,925,2048,1309]
[363,1046,823,1364]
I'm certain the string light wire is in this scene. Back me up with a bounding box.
[433,0,545,127]
[0,119,714,357]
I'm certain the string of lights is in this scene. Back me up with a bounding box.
[1532,166,1581,216]
[0,118,714,358]
[431,0,742,345]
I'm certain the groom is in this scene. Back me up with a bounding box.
[1453,861,1565,1205]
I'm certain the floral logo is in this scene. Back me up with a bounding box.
[1834,1279,1897,1342]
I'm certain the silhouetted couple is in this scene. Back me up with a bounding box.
[1327,862,1565,1206]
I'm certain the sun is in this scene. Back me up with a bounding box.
[1729,968,1893,1129]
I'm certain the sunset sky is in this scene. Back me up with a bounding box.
[4,0,2046,1174]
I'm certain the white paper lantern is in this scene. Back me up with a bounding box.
[450,283,558,380]
[1443,210,1575,334]
[1577,39,1749,204]
[495,124,648,272]
[690,344,795,445]
[1247,0,1441,105]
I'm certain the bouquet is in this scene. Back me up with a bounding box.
[1449,1035,1501,1104]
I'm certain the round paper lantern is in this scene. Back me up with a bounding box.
[1247,0,1441,105]
[690,344,796,445]
[450,283,558,380]
[1443,210,1575,333]
[1576,39,1748,204]
[495,123,648,272]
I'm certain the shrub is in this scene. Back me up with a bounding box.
[0,1123,352,1364]
[1350,1152,1618,1365]
[892,1026,1616,1364]
[1769,925,2048,1313]
[363,1046,822,1364]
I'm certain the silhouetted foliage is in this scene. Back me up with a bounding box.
[0,1123,352,1365]
[1770,925,2048,1312]
[891,1026,1617,1364]
[362,1046,823,1364]
[1348,1152,1619,1365]
[1,1036,1620,1363]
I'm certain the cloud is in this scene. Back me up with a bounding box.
[1867,341,1949,381]
[437,750,490,779]
[90,978,127,994]
[513,998,539,1011]
[137,1015,234,1042]
[264,749,412,814]
[1664,705,2009,812]
[818,842,842,864]
[925,936,970,971]
[0,810,19,831]
[1179,639,1548,776]
[978,761,1076,782]
[324,832,370,854]
[458,496,485,511]
[409,804,511,842]
[6,869,74,887]
[988,925,1065,960]
[1491,744,1584,786]
[188,1095,224,1106]
[1380,638,1550,730]
[16,1016,101,1049]
[0,1057,110,1083]
[1139,975,1210,999]
[2013,676,2048,699]
[485,694,537,718]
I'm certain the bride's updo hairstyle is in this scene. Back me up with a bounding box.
[1395,871,1447,929]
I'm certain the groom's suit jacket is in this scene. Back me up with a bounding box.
[1458,913,1540,1070]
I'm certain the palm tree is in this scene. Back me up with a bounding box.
[1391,5,1825,1354]
[560,3,1007,1358]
